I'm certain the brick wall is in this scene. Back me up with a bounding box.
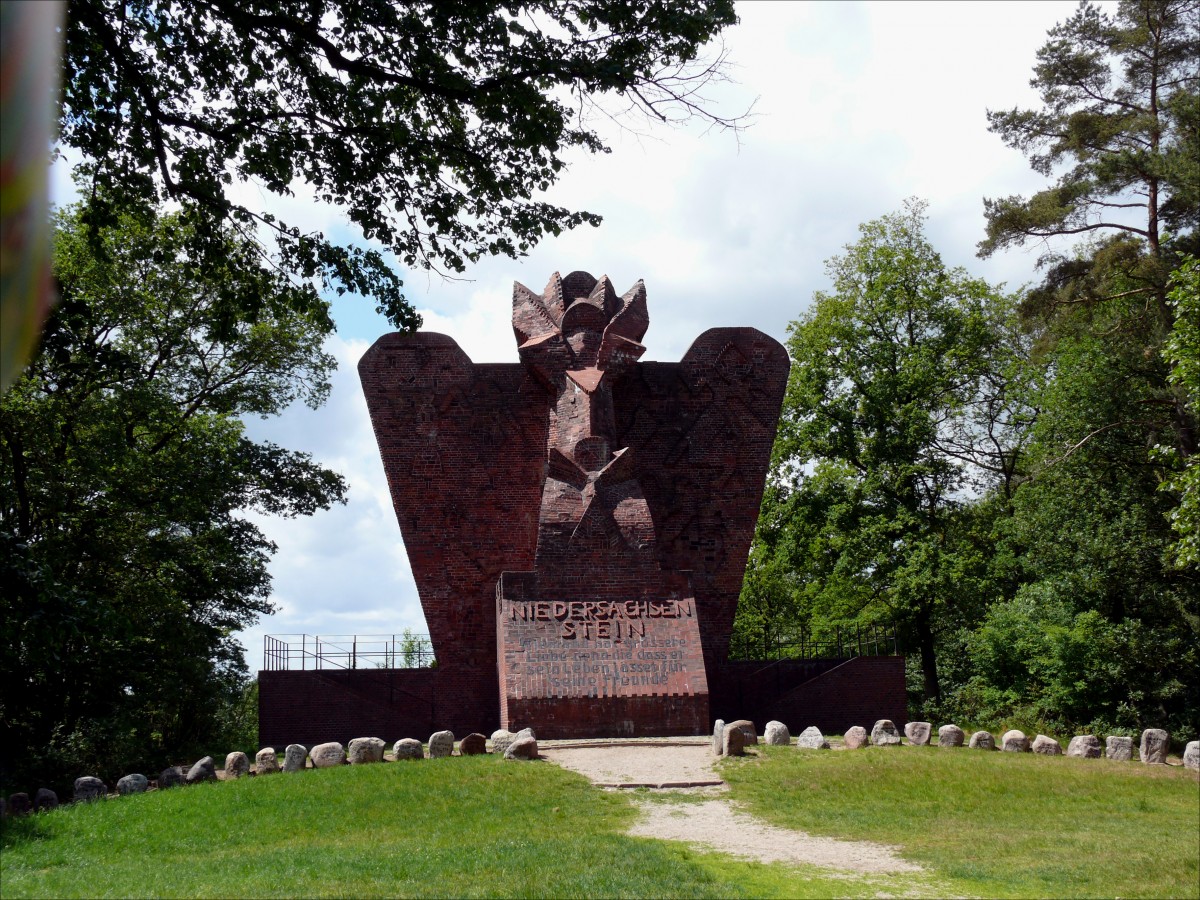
[713,656,908,735]
[259,655,906,745]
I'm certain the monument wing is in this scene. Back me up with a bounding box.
[357,333,550,670]
[612,327,790,661]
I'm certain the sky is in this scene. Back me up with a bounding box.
[54,0,1087,671]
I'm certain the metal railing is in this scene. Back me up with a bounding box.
[263,633,435,671]
[728,623,899,662]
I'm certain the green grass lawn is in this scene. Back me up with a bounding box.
[721,745,1200,899]
[2,747,1197,899]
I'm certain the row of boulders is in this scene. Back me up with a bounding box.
[2,727,542,818]
[711,718,1200,770]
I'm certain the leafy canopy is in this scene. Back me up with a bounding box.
[0,205,346,791]
[63,0,740,329]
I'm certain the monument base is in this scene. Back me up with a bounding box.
[496,571,710,739]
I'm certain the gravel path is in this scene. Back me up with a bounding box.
[543,740,921,874]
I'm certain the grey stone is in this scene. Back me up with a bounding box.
[225,751,250,779]
[158,766,185,789]
[74,776,107,801]
[428,730,455,758]
[33,788,58,811]
[490,729,515,756]
[7,793,31,816]
[904,722,932,746]
[1139,728,1169,765]
[515,727,536,741]
[505,736,538,760]
[871,719,902,746]
[795,726,830,750]
[186,757,216,784]
[937,724,965,748]
[310,742,346,768]
[393,738,423,760]
[711,719,726,756]
[721,723,746,757]
[1183,741,1199,771]
[763,721,791,746]
[1105,735,1133,761]
[459,733,487,756]
[843,726,870,749]
[283,744,308,772]
[969,731,996,751]
[348,737,386,764]
[117,774,149,795]
[1031,734,1062,755]
[1066,735,1102,759]
[1001,730,1029,753]
[727,719,758,745]
[255,747,280,774]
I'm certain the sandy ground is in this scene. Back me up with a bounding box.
[542,741,922,874]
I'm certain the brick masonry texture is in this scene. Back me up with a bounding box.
[257,656,907,748]
[352,271,790,738]
[256,271,906,742]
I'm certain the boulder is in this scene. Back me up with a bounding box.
[283,744,308,772]
[490,729,516,756]
[1066,735,1102,759]
[309,742,346,768]
[904,722,932,746]
[459,733,487,756]
[795,726,830,750]
[255,748,280,774]
[763,721,791,746]
[968,731,996,751]
[937,725,965,748]
[1001,730,1029,753]
[348,737,386,764]
[515,727,536,741]
[225,751,250,779]
[74,776,107,801]
[711,719,726,756]
[428,730,455,759]
[186,757,216,784]
[33,788,58,812]
[393,738,424,760]
[721,724,746,757]
[1105,735,1133,761]
[1031,734,1062,755]
[1139,728,1169,765]
[727,719,758,745]
[843,726,870,749]
[871,720,902,746]
[505,736,538,760]
[1183,741,1199,771]
[117,774,149,795]
[158,766,185,789]
[7,793,31,816]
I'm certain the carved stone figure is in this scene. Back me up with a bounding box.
[360,272,788,738]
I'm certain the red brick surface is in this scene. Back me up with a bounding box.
[356,272,790,738]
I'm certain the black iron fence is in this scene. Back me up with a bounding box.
[262,633,435,671]
[728,624,899,662]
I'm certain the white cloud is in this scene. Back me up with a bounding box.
[233,0,1084,669]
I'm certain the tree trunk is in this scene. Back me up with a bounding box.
[914,609,940,703]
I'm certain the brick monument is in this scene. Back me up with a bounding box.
[359,271,788,738]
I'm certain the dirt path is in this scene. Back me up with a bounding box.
[542,740,921,874]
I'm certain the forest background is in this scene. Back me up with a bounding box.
[0,0,1195,794]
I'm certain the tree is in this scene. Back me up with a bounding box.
[0,204,346,792]
[741,201,1021,703]
[980,0,1198,455]
[63,0,742,330]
